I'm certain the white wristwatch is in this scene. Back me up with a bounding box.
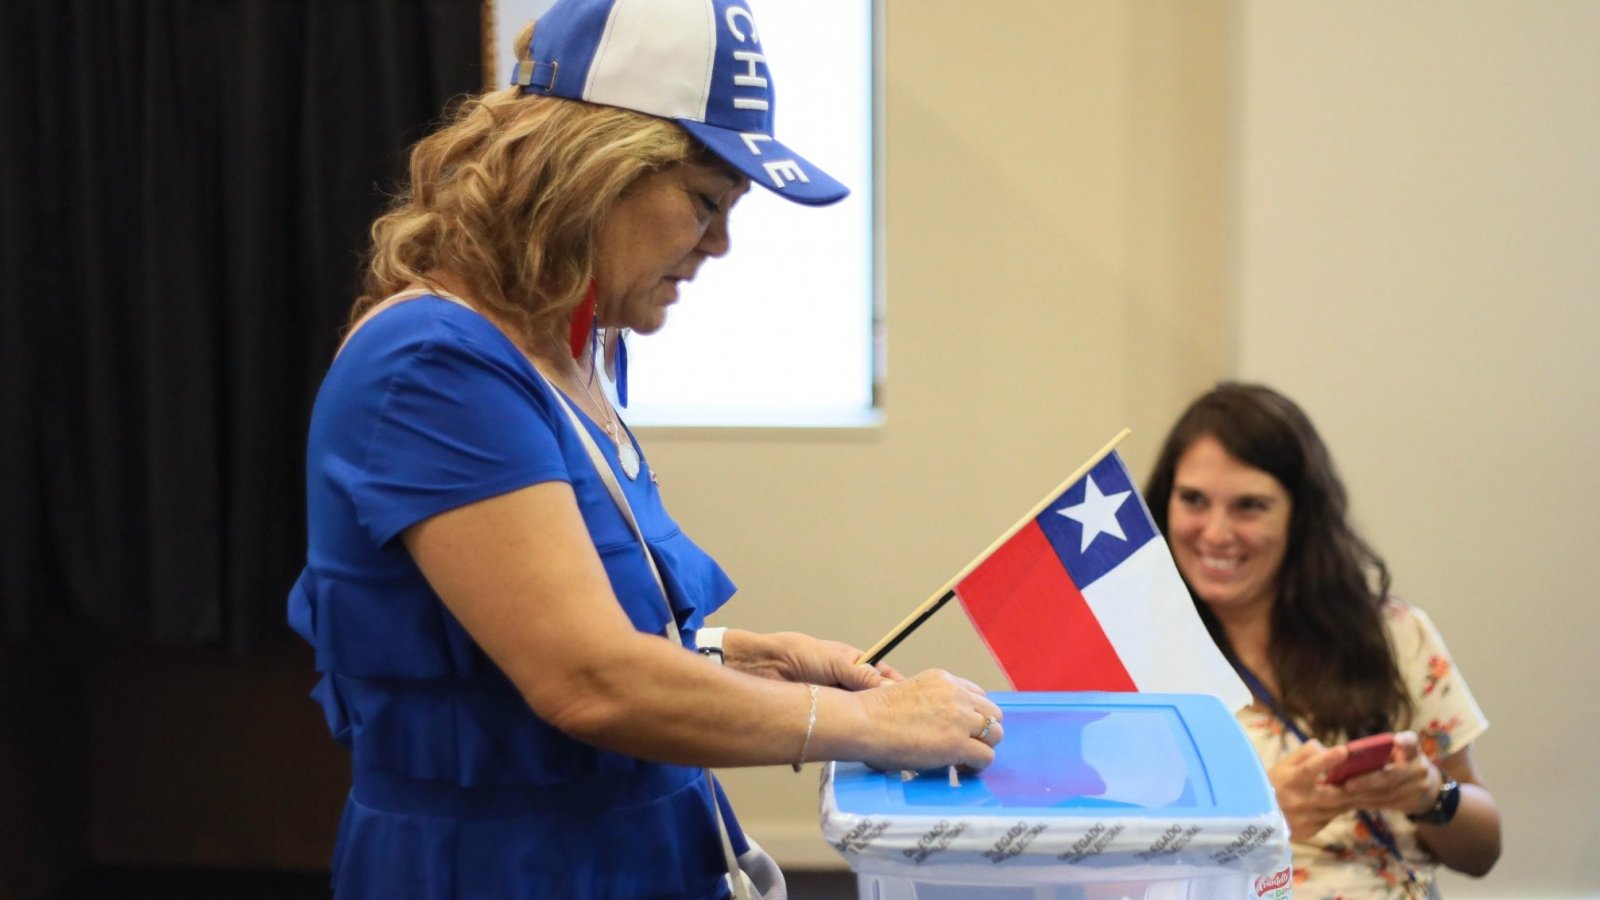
[696,626,727,666]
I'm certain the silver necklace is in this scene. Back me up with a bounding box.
[573,367,641,480]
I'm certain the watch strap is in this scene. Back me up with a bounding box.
[1407,777,1461,824]
[696,627,728,665]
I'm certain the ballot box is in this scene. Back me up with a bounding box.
[820,692,1292,900]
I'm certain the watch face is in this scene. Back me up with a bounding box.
[1437,779,1462,820]
[1411,779,1460,824]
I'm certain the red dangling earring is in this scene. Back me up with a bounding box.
[568,280,597,360]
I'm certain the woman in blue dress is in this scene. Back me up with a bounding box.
[288,1,1005,897]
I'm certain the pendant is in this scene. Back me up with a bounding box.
[618,441,641,480]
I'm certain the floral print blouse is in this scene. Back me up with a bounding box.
[1237,601,1488,899]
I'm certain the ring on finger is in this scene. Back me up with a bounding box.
[975,715,997,741]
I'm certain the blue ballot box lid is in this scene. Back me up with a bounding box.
[820,692,1291,890]
[831,692,1268,816]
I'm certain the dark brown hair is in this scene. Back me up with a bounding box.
[1144,382,1410,741]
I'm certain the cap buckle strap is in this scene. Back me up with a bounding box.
[536,60,558,92]
[512,59,559,92]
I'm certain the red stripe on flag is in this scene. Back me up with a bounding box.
[955,522,1137,692]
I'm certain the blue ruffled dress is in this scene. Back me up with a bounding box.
[288,296,743,898]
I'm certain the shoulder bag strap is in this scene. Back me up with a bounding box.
[538,372,754,900]
[543,382,679,644]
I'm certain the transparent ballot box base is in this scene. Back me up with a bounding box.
[858,873,1257,900]
[823,695,1294,900]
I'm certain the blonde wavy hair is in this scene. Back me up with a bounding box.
[353,21,710,349]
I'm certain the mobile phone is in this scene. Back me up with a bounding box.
[1324,732,1395,786]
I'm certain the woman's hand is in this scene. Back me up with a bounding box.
[844,669,1003,773]
[723,630,903,691]
[1274,732,1450,844]
[1337,730,1437,816]
[1269,739,1361,842]
[1330,732,1501,876]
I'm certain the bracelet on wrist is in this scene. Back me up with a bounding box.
[792,684,819,772]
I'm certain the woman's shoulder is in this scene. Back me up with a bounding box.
[314,294,553,440]
[1379,597,1445,640]
[343,294,514,360]
[1382,595,1449,626]
[1382,600,1490,751]
[1378,597,1439,654]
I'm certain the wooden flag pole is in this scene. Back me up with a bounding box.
[855,428,1133,667]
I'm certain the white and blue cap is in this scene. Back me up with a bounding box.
[512,0,848,206]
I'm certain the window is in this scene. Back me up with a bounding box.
[491,0,879,426]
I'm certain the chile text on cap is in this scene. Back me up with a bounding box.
[512,0,848,206]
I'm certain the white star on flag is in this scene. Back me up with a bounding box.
[1056,474,1131,552]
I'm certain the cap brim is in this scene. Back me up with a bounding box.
[679,120,849,207]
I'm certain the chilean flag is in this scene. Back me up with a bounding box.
[955,450,1249,709]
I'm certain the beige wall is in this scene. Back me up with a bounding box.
[1235,3,1600,897]
[641,2,1596,897]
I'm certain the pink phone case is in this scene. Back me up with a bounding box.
[1325,732,1394,785]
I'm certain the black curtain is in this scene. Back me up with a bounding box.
[0,0,483,649]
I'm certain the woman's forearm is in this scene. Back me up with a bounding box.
[1414,782,1501,876]
[532,628,872,768]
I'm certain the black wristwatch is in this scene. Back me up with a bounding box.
[1406,778,1461,825]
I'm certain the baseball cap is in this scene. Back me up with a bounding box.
[512,0,848,206]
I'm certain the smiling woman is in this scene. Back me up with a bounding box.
[1165,434,1293,624]
[1145,382,1501,897]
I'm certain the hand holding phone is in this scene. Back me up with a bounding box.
[1324,732,1395,786]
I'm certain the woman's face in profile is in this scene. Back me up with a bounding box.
[591,161,750,335]
[1166,434,1292,618]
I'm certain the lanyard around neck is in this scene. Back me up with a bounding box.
[1233,662,1309,743]
[1231,660,1416,882]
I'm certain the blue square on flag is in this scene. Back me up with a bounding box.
[1034,454,1158,590]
